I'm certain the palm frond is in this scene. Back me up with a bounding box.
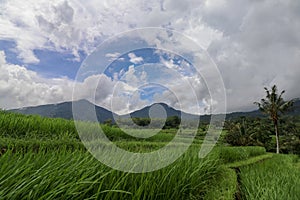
[254,85,293,118]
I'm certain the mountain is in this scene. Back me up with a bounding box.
[127,103,198,119]
[10,99,117,123]
[225,99,300,120]
[9,99,300,123]
[287,99,300,116]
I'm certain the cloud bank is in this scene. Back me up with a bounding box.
[0,0,300,114]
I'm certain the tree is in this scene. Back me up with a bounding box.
[254,85,294,154]
[104,118,113,126]
[224,117,272,147]
[132,117,150,126]
[164,116,180,129]
[278,117,300,154]
[224,119,252,146]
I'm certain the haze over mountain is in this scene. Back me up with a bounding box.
[9,99,300,123]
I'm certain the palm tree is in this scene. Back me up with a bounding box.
[254,85,294,154]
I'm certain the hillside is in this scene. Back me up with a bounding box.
[9,99,300,123]
[127,103,199,119]
[10,99,116,123]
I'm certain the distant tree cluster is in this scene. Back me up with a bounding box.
[224,116,300,154]
[225,85,299,155]
[115,116,181,129]
[224,117,272,148]
[132,117,151,126]
[164,116,180,129]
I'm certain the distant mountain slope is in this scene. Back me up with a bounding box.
[9,99,300,123]
[127,103,199,120]
[225,99,300,120]
[288,99,300,116]
[10,99,117,123]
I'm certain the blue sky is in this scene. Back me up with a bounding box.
[0,39,83,79]
[79,42,206,114]
[0,40,24,66]
[0,0,299,114]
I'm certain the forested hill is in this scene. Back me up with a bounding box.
[9,99,300,123]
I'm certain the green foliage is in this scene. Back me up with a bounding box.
[0,110,78,140]
[118,116,181,129]
[278,117,300,154]
[254,85,295,153]
[217,146,266,163]
[1,110,299,199]
[104,118,113,126]
[225,154,273,169]
[224,117,272,147]
[164,116,180,129]
[0,138,85,154]
[254,85,294,120]
[240,154,300,200]
[0,111,178,143]
[204,166,237,200]
[0,147,224,200]
[132,117,151,126]
[224,116,300,155]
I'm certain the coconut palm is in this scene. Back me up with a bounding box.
[254,85,294,154]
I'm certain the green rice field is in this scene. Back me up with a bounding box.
[0,111,299,199]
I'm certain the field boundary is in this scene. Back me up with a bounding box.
[225,153,273,168]
[225,153,274,200]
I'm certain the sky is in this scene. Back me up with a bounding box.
[0,0,300,115]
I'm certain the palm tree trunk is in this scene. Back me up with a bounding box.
[274,120,280,154]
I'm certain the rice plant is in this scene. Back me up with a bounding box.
[240,154,300,200]
[0,146,224,200]
[217,146,266,163]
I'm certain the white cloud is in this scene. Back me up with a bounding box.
[0,51,73,108]
[128,52,143,64]
[0,50,149,114]
[105,53,121,58]
[206,0,300,112]
[0,0,300,114]
[0,0,221,63]
[160,57,178,70]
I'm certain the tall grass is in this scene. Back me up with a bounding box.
[240,154,300,200]
[2,111,289,199]
[0,111,198,143]
[0,146,224,200]
[217,146,266,163]
[0,111,78,139]
[0,137,86,154]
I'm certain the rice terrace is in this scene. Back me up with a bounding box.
[0,85,299,199]
[0,0,300,199]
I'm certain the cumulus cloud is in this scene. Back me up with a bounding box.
[0,50,156,115]
[0,0,300,114]
[105,52,123,62]
[128,53,143,64]
[206,0,300,112]
[0,51,73,108]
[0,0,221,64]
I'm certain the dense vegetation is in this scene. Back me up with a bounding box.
[0,111,181,144]
[240,154,300,199]
[254,85,295,153]
[0,108,299,199]
[224,116,300,154]
[0,147,227,200]
[127,116,181,129]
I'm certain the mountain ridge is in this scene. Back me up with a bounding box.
[9,99,300,123]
